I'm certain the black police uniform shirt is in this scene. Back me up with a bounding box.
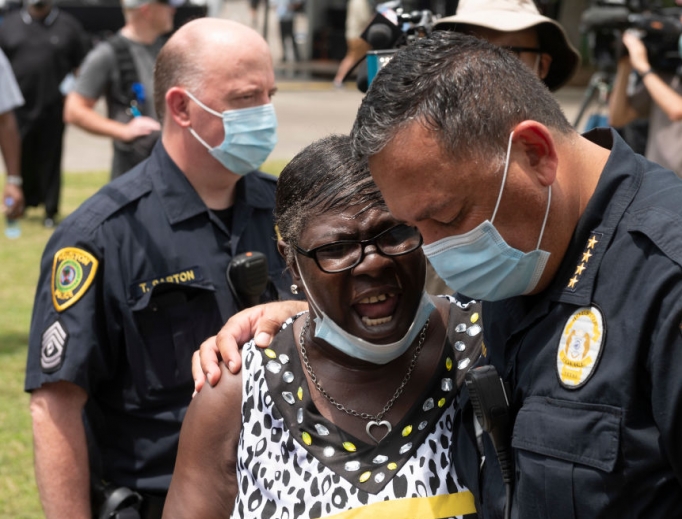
[25,142,295,493]
[452,128,682,519]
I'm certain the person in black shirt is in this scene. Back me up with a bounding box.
[0,0,89,227]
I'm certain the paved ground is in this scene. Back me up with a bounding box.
[3,0,590,174]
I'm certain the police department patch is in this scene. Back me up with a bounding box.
[557,306,605,389]
[41,321,68,373]
[51,247,98,312]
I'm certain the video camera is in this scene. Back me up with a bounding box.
[580,0,682,74]
[354,0,439,92]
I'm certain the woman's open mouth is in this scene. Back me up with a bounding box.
[354,292,399,326]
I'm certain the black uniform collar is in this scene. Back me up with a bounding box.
[551,128,643,305]
[149,141,276,226]
[21,7,59,25]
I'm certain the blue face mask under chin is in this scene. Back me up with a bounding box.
[185,91,278,175]
[296,260,435,365]
[422,131,552,301]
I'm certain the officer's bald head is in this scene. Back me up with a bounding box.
[153,18,271,121]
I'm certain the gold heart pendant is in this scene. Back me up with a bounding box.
[366,420,392,443]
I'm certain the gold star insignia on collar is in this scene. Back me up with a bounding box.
[567,233,602,291]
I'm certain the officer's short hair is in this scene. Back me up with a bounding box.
[153,38,204,122]
[351,31,573,165]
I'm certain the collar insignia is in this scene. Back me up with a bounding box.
[567,232,602,291]
[557,306,606,389]
[51,247,99,312]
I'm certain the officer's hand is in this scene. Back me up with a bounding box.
[622,30,651,75]
[121,116,161,142]
[3,183,24,218]
[192,300,309,394]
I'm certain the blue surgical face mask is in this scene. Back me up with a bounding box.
[422,132,552,301]
[185,91,277,175]
[296,261,435,365]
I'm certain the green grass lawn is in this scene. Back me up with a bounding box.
[0,160,287,518]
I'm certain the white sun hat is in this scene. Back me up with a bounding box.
[435,0,581,90]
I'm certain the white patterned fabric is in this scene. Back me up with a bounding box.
[232,297,481,518]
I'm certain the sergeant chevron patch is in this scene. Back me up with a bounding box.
[41,321,68,373]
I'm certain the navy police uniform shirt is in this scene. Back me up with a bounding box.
[454,128,682,518]
[25,142,294,493]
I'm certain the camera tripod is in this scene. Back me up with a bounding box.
[572,69,614,131]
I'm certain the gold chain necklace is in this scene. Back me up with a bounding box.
[298,313,429,443]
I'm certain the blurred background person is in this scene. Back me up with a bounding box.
[609,27,682,177]
[63,0,175,181]
[0,0,89,228]
[206,0,223,17]
[333,0,373,88]
[434,0,580,92]
[249,0,261,28]
[0,47,25,222]
[276,0,301,63]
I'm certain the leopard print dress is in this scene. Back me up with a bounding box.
[231,296,482,519]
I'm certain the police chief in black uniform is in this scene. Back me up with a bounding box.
[25,19,295,519]
[353,32,682,519]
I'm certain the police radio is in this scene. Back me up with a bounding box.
[226,251,271,310]
[464,365,513,519]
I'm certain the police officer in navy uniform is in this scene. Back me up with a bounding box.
[351,32,682,519]
[195,32,682,519]
[25,19,296,519]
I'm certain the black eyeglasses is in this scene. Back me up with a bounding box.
[294,224,423,273]
[503,46,543,58]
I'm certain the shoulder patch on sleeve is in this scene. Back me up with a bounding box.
[51,247,99,312]
[41,321,68,373]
